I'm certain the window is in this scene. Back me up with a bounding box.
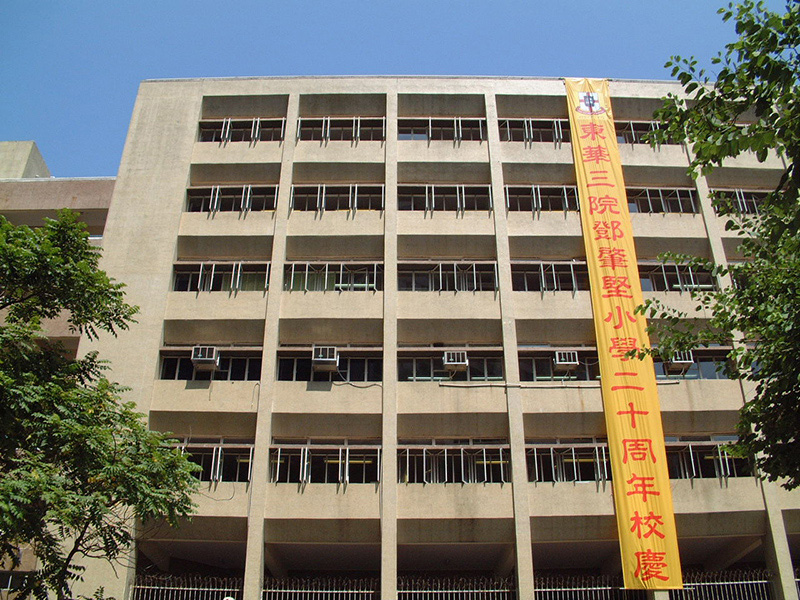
[526,439,610,483]
[397,118,486,142]
[665,437,752,479]
[173,263,270,292]
[198,118,285,143]
[186,185,277,213]
[710,189,768,215]
[653,350,732,380]
[398,263,498,292]
[615,121,673,145]
[270,440,381,484]
[160,353,262,381]
[290,185,384,212]
[498,119,570,143]
[277,356,383,382]
[397,440,510,484]
[177,438,254,483]
[627,188,698,214]
[397,185,493,212]
[526,437,752,482]
[518,351,600,382]
[504,186,579,213]
[296,117,386,142]
[398,355,503,382]
[639,263,716,292]
[283,263,384,292]
[511,262,590,292]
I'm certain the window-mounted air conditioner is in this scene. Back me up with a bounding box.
[191,346,220,371]
[665,350,694,373]
[312,345,339,371]
[443,351,469,371]
[553,350,580,371]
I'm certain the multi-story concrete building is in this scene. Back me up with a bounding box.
[1,77,798,600]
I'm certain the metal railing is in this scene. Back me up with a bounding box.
[131,575,243,600]
[397,576,514,600]
[671,569,772,599]
[263,577,379,599]
[534,574,644,599]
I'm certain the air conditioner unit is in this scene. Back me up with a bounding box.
[665,350,694,373]
[442,351,469,371]
[191,346,220,371]
[553,350,580,371]
[312,345,339,371]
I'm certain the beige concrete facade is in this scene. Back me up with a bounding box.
[2,76,799,599]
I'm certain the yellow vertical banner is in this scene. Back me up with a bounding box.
[564,78,682,589]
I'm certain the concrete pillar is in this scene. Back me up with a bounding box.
[380,87,400,600]
[242,93,300,600]
[484,92,536,600]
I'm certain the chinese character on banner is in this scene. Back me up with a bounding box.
[601,276,633,298]
[582,145,612,164]
[598,247,628,270]
[580,123,606,141]
[593,220,624,241]
[609,337,638,359]
[621,439,657,463]
[604,305,636,328]
[589,195,620,215]
[634,550,670,582]
[617,402,649,428]
[626,473,660,502]
[630,511,666,540]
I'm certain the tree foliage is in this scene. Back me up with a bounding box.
[644,1,800,487]
[0,211,198,599]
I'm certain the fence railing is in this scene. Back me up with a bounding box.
[263,577,379,599]
[534,574,644,599]
[397,576,514,600]
[671,569,773,599]
[131,575,243,600]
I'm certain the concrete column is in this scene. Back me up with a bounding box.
[484,93,536,600]
[693,173,733,287]
[243,93,300,600]
[380,87,400,600]
[762,482,799,600]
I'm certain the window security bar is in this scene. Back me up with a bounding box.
[638,263,717,293]
[397,262,498,292]
[504,185,579,214]
[615,121,668,145]
[397,185,493,212]
[186,185,278,213]
[397,576,515,600]
[283,263,384,292]
[711,189,768,215]
[397,118,487,142]
[296,117,386,142]
[511,261,590,296]
[289,184,385,213]
[397,445,510,484]
[177,439,255,483]
[173,263,270,292]
[627,187,698,214]
[525,441,752,483]
[270,445,381,484]
[198,118,286,143]
[132,575,244,600]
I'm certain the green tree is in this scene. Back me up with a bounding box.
[0,211,199,599]
[644,1,800,487]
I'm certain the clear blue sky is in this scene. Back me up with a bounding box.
[0,0,785,177]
